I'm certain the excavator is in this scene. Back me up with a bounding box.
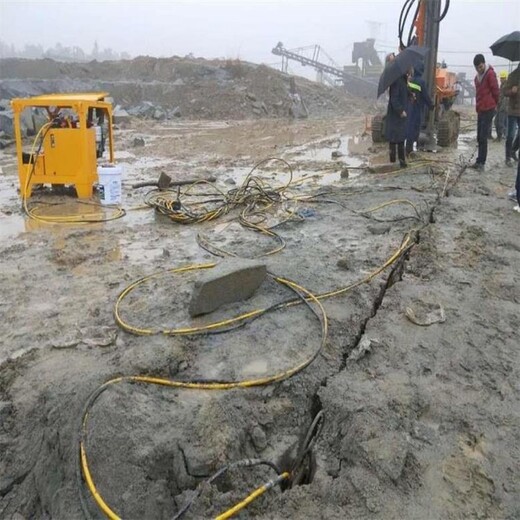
[372,0,460,148]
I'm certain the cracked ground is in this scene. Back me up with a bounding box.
[0,110,519,519]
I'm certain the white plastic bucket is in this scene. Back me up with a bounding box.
[97,164,122,205]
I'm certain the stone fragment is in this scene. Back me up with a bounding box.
[80,326,117,347]
[113,106,131,125]
[360,432,409,481]
[189,259,267,317]
[336,258,350,270]
[250,425,267,451]
[367,224,391,235]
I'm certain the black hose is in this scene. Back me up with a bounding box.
[398,0,414,45]
[398,0,417,50]
[289,410,324,479]
[435,0,450,22]
[80,269,329,520]
[172,458,282,520]
[76,380,118,520]
[407,1,421,47]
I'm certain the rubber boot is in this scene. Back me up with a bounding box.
[398,142,407,168]
[389,143,396,163]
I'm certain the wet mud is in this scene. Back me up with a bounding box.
[0,109,519,519]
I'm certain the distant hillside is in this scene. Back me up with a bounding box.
[0,56,370,120]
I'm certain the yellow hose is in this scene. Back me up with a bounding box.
[83,232,415,518]
[81,279,327,519]
[215,472,290,520]
[83,155,420,518]
[114,233,413,337]
[22,122,125,224]
[80,444,121,520]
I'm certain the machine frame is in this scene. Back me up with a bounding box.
[372,0,460,148]
[11,92,115,199]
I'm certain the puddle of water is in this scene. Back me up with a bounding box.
[157,121,232,132]
[0,176,19,204]
[193,133,372,189]
[0,195,131,240]
[213,162,363,189]
[120,156,173,178]
[0,150,17,167]
[456,131,477,152]
[0,163,27,238]
[0,213,26,239]
[285,135,341,162]
[283,134,368,167]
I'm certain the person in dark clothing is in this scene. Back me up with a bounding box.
[504,63,520,167]
[504,63,520,204]
[494,71,508,141]
[470,54,499,170]
[405,62,434,156]
[385,73,409,168]
[385,52,396,66]
[515,159,520,213]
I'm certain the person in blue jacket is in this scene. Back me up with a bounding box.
[405,62,434,156]
[385,71,410,168]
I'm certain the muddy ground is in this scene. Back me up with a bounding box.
[0,107,519,519]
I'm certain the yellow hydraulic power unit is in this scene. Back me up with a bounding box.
[11,92,115,199]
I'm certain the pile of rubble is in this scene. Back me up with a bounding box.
[0,56,370,143]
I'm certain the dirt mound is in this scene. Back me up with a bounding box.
[0,56,370,120]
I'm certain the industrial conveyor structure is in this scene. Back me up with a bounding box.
[272,41,382,98]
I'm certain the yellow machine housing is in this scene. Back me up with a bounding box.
[11,93,115,199]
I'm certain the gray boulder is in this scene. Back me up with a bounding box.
[0,111,14,137]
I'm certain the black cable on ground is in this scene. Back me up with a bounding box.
[145,158,299,257]
[172,458,282,520]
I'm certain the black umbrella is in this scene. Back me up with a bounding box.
[490,31,520,62]
[377,45,429,97]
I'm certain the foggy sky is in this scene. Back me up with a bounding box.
[1,1,519,77]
